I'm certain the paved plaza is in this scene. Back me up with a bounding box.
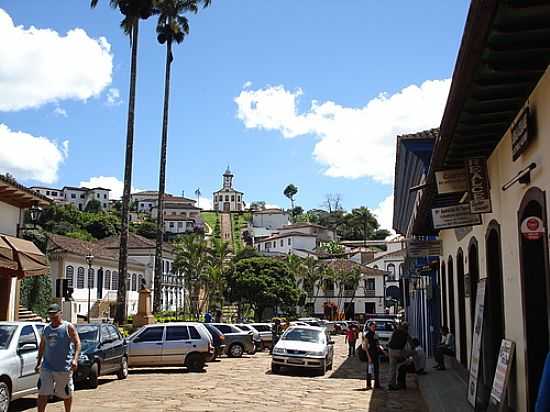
[11,336,427,412]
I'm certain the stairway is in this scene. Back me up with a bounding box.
[18,306,44,322]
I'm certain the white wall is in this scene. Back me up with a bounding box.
[252,212,290,230]
[0,202,21,235]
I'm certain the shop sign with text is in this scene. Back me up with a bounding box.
[432,204,482,230]
[466,158,492,214]
[520,216,545,240]
[406,239,442,258]
[435,169,468,194]
[511,107,532,161]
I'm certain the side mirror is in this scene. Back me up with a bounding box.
[18,343,38,353]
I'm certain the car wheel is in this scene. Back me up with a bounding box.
[0,381,10,412]
[117,357,129,380]
[88,363,99,389]
[271,363,281,374]
[228,343,244,358]
[327,357,333,371]
[249,344,258,355]
[186,353,205,372]
[317,360,326,376]
[206,351,217,362]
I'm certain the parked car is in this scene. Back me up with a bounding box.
[202,323,225,362]
[362,318,396,350]
[248,323,273,349]
[271,326,334,375]
[128,323,212,372]
[75,323,128,388]
[0,322,45,412]
[210,323,255,357]
[234,324,264,351]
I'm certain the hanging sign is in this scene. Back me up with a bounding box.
[468,279,486,407]
[406,239,442,257]
[435,169,468,194]
[511,107,532,161]
[465,158,492,214]
[488,340,516,411]
[520,216,545,240]
[432,204,482,230]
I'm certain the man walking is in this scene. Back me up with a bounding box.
[35,304,81,412]
[345,325,358,357]
[363,321,382,389]
[387,321,411,390]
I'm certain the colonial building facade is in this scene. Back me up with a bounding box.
[31,186,111,211]
[213,167,244,212]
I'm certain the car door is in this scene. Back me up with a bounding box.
[14,325,39,394]
[108,325,125,370]
[99,325,115,373]
[128,326,165,367]
[162,326,190,365]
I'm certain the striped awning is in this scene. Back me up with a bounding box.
[0,234,48,278]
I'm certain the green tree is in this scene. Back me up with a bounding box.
[320,240,345,256]
[91,0,155,324]
[233,246,258,262]
[283,184,298,213]
[228,257,301,321]
[301,257,322,312]
[84,199,102,213]
[83,212,121,239]
[20,275,53,318]
[153,0,212,313]
[135,221,158,239]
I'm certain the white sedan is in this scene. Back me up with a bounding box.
[271,326,334,375]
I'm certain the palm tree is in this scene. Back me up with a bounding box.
[206,238,231,310]
[301,257,322,313]
[91,0,154,324]
[343,266,361,319]
[152,0,211,312]
[283,184,298,220]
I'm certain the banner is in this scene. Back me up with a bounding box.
[468,279,486,406]
[466,158,492,214]
[488,340,515,411]
[432,204,482,230]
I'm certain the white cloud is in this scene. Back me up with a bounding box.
[373,194,395,233]
[79,176,134,200]
[0,8,113,111]
[242,81,252,89]
[53,107,68,117]
[106,87,122,106]
[0,123,68,183]
[197,196,212,210]
[235,79,450,183]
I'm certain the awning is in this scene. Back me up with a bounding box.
[0,234,48,278]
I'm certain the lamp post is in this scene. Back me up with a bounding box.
[29,203,42,228]
[85,253,94,321]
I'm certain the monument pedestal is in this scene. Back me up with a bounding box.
[133,288,155,327]
[62,300,78,324]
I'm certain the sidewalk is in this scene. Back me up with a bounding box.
[417,358,474,412]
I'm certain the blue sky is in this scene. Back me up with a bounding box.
[0,1,469,230]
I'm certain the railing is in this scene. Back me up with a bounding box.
[365,289,376,297]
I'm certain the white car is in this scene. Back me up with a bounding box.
[271,326,334,375]
[362,318,397,350]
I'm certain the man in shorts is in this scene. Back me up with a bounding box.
[35,304,81,412]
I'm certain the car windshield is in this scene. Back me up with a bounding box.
[76,325,99,342]
[236,325,250,331]
[251,324,271,332]
[0,325,16,349]
[369,321,395,332]
[282,328,323,344]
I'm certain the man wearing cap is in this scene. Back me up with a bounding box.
[35,304,81,412]
[387,321,411,390]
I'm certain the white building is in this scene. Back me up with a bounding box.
[28,186,65,203]
[0,174,50,321]
[31,186,111,211]
[213,167,244,212]
[255,231,317,255]
[252,209,290,230]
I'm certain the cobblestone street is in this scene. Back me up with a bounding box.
[11,336,427,412]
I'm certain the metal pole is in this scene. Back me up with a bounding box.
[383,274,387,313]
[87,264,92,321]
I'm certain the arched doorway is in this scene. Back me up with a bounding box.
[447,257,456,338]
[468,238,480,335]
[517,188,550,410]
[456,249,467,368]
[482,221,505,403]
[441,261,448,328]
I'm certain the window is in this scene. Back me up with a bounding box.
[100,325,111,342]
[52,191,57,196]
[103,203,107,208]
[188,326,201,340]
[136,327,164,342]
[169,222,175,228]
[104,194,107,199]
[80,194,85,199]
[288,238,291,246]
[365,278,375,290]
[231,195,235,201]
[77,267,85,288]
[66,266,74,288]
[71,193,76,199]
[46,190,50,195]
[112,271,119,290]
[178,222,183,228]
[78,204,82,211]
[138,274,144,289]
[126,274,131,290]
[88,268,95,288]
[387,264,396,281]
[18,325,37,347]
[108,325,121,341]
[166,326,189,341]
[96,194,100,199]
[238,196,241,202]
[131,273,137,291]
[373,265,379,269]
[399,264,404,278]
[104,270,111,290]
[225,195,229,201]
[213,324,235,334]
[214,196,217,202]
[280,240,284,247]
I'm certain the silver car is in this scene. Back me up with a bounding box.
[248,323,273,348]
[210,324,255,357]
[0,322,45,412]
[128,323,212,372]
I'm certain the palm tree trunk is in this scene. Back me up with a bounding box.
[115,22,139,325]
[153,40,173,313]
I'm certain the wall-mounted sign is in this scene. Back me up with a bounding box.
[511,107,532,161]
[432,204,482,230]
[468,279,486,407]
[406,239,442,258]
[520,216,545,240]
[435,169,468,194]
[466,158,492,214]
[488,340,516,412]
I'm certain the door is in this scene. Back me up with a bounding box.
[223,202,230,212]
[344,302,355,320]
[107,325,125,371]
[14,325,39,394]
[162,326,192,365]
[128,326,165,367]
[456,250,467,368]
[99,325,116,373]
[365,302,376,315]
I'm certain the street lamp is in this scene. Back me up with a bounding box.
[85,253,94,321]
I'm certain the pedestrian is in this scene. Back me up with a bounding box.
[345,325,358,357]
[396,338,426,389]
[434,326,455,370]
[363,321,383,389]
[204,311,212,323]
[270,319,282,354]
[35,304,81,412]
[387,321,411,390]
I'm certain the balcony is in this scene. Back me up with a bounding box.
[365,289,376,297]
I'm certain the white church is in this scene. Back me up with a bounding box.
[213,167,245,212]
